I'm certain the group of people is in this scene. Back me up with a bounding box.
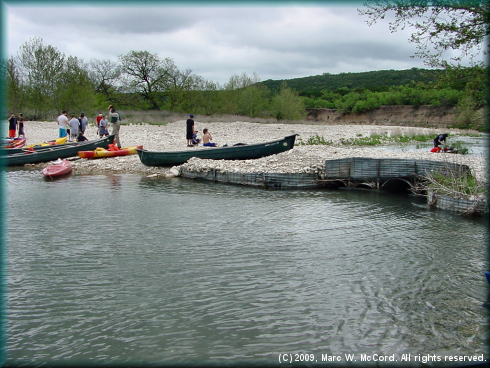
[186,114,217,147]
[431,133,447,152]
[8,113,25,138]
[56,111,89,142]
[57,105,122,147]
[431,133,457,153]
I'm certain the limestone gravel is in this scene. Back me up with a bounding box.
[20,120,486,183]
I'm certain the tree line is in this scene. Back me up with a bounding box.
[4,37,306,122]
[4,0,487,132]
[260,68,447,96]
[5,37,482,127]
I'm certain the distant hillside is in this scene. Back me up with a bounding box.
[258,68,445,97]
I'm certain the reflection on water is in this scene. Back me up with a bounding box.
[6,172,487,365]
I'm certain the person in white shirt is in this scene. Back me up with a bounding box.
[57,111,69,138]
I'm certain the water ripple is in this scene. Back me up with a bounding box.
[6,173,486,364]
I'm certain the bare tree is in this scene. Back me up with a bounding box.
[88,59,121,96]
[223,72,261,90]
[118,50,171,110]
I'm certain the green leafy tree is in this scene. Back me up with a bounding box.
[270,82,306,121]
[358,1,489,68]
[56,56,96,114]
[222,72,261,114]
[4,57,25,115]
[185,80,227,115]
[17,37,65,118]
[237,85,270,117]
[159,60,203,111]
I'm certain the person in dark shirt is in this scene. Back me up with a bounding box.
[186,114,195,147]
[8,113,17,138]
[433,134,448,148]
[18,113,25,138]
[76,132,88,142]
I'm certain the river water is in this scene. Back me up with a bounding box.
[5,169,488,366]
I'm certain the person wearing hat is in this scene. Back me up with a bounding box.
[186,114,195,147]
[108,107,121,148]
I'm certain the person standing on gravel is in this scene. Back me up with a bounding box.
[79,113,88,135]
[18,113,25,138]
[57,111,68,138]
[8,113,17,138]
[68,115,79,141]
[99,115,109,137]
[186,114,195,147]
[109,107,121,148]
[96,113,103,135]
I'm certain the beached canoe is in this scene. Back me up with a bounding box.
[2,136,82,155]
[26,136,67,148]
[42,159,72,178]
[78,145,143,159]
[5,135,115,166]
[24,137,67,149]
[137,134,297,167]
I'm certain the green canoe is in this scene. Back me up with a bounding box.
[4,135,115,166]
[3,140,82,155]
[137,134,297,167]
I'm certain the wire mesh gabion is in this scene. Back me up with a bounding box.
[181,169,319,189]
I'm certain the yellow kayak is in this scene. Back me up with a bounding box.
[78,145,143,159]
[26,136,67,148]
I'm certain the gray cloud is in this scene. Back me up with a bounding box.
[7,4,439,85]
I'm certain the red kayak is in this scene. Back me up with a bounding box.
[42,159,72,178]
[3,138,26,148]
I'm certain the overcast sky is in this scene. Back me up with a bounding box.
[4,1,473,85]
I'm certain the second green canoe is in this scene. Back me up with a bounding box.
[137,134,297,167]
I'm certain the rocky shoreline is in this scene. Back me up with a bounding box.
[18,120,486,184]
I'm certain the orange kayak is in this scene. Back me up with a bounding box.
[78,145,143,159]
